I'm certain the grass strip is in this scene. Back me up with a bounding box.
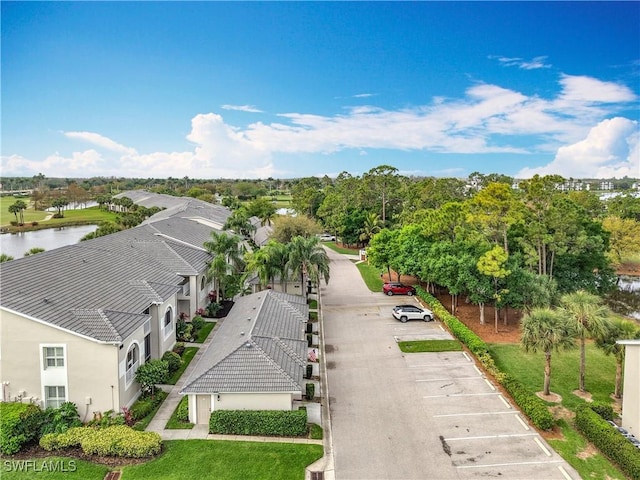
[397,340,463,353]
[193,321,216,343]
[355,262,384,292]
[166,347,198,385]
[165,396,194,430]
[121,439,323,480]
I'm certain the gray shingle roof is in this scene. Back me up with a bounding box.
[181,290,308,394]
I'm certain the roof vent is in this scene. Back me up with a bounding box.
[245,342,252,348]
[240,331,245,336]
[43,298,49,303]
[248,317,252,321]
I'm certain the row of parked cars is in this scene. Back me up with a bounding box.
[383,282,434,323]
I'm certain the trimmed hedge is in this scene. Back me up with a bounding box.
[176,396,189,422]
[162,350,182,374]
[575,404,640,480]
[40,425,162,458]
[0,402,43,455]
[209,409,307,437]
[415,287,554,431]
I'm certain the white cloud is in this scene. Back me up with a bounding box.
[220,104,263,113]
[3,74,637,179]
[516,117,640,179]
[493,55,551,70]
[353,93,376,98]
[63,131,138,155]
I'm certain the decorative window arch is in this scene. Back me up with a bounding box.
[163,305,174,337]
[125,343,139,385]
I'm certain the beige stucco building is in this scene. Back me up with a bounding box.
[618,339,640,437]
[0,192,241,415]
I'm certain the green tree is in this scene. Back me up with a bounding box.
[271,215,320,244]
[367,228,401,282]
[601,216,640,265]
[223,208,256,239]
[51,197,69,217]
[362,165,402,223]
[246,197,277,226]
[477,245,511,333]
[520,308,576,396]
[204,231,245,301]
[24,247,45,256]
[287,236,330,296]
[0,254,14,263]
[359,212,383,246]
[595,318,640,398]
[560,290,613,393]
[135,360,169,399]
[291,177,324,218]
[9,200,27,225]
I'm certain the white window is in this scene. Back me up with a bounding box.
[44,386,66,409]
[126,344,139,385]
[163,306,174,336]
[43,346,64,369]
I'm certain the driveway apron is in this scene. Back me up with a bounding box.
[321,248,580,480]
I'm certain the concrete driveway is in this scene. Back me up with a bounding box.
[320,248,580,480]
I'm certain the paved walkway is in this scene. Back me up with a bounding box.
[145,317,322,446]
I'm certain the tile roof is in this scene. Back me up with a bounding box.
[0,193,237,344]
[181,290,308,394]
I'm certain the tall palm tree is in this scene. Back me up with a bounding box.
[560,290,613,392]
[267,240,292,293]
[520,308,576,396]
[287,236,330,296]
[359,212,383,246]
[245,247,276,290]
[204,231,245,301]
[594,318,640,398]
[223,209,256,239]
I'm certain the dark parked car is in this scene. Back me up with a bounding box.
[392,304,434,322]
[383,282,416,296]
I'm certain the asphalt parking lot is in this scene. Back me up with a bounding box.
[321,248,580,479]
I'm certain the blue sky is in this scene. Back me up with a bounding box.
[2,1,639,180]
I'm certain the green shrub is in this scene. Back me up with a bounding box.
[42,425,162,458]
[589,402,615,421]
[209,410,307,437]
[173,342,186,356]
[501,375,554,430]
[0,402,43,455]
[191,316,205,332]
[135,359,169,396]
[129,394,164,421]
[40,402,82,436]
[576,404,640,479]
[306,383,315,400]
[176,396,189,422]
[162,351,182,374]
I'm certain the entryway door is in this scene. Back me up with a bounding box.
[196,394,211,424]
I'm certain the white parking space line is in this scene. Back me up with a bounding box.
[534,437,552,456]
[462,352,471,362]
[558,465,573,480]
[472,365,483,375]
[444,433,539,441]
[515,414,530,431]
[484,378,496,390]
[423,392,501,399]
[433,411,517,418]
[416,377,483,382]
[498,394,512,409]
[457,460,565,470]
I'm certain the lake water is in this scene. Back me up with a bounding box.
[0,225,97,259]
[610,275,640,320]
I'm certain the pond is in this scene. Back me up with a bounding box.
[0,225,98,259]
[606,275,640,321]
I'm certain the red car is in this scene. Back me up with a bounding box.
[382,282,416,296]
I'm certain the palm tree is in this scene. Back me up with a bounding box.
[520,308,576,396]
[595,318,640,398]
[9,200,27,225]
[287,236,330,296]
[223,209,256,239]
[245,247,276,290]
[266,240,292,293]
[359,212,382,246]
[204,231,245,301]
[560,290,613,392]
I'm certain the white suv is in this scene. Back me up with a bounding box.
[392,304,434,322]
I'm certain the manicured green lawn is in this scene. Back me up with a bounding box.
[488,343,617,410]
[321,242,360,255]
[194,321,216,343]
[165,396,194,430]
[166,347,198,385]
[355,262,384,292]
[1,201,118,230]
[547,420,626,480]
[121,440,323,480]
[1,456,108,480]
[0,196,48,225]
[398,340,463,353]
